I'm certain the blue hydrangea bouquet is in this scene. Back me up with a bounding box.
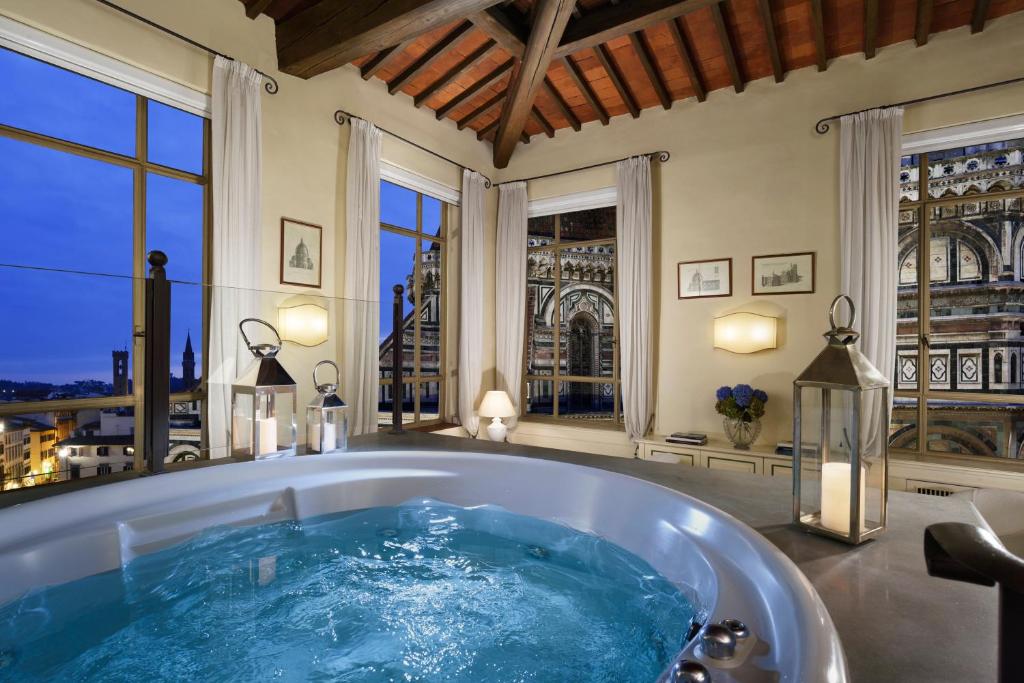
[715,384,768,449]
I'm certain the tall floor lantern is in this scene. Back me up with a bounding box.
[793,295,889,544]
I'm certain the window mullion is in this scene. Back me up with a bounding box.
[131,95,148,473]
[553,215,561,417]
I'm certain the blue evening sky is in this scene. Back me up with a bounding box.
[0,47,203,386]
[378,181,442,343]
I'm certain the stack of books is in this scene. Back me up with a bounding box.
[666,432,708,446]
[775,441,794,456]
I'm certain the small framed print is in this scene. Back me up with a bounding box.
[678,258,732,299]
[752,252,815,295]
[280,218,323,289]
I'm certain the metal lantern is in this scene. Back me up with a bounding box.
[793,295,889,544]
[306,360,348,454]
[231,318,297,459]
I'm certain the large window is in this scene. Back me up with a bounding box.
[893,132,1024,461]
[378,181,447,429]
[523,205,620,425]
[0,47,207,489]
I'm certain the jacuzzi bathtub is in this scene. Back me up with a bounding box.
[0,450,847,682]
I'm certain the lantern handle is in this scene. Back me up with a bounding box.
[828,295,856,332]
[313,360,340,394]
[239,318,282,352]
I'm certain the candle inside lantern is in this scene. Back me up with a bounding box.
[820,461,866,534]
[307,420,336,453]
[257,416,278,456]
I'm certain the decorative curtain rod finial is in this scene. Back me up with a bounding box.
[263,75,279,94]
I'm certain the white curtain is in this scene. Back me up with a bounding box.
[840,106,903,456]
[617,156,653,443]
[208,56,263,459]
[495,182,528,423]
[343,119,383,436]
[458,170,487,436]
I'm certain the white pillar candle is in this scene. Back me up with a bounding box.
[820,462,866,535]
[322,421,337,452]
[257,417,278,456]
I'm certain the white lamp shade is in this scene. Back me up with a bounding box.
[278,297,329,347]
[713,312,778,354]
[478,390,516,418]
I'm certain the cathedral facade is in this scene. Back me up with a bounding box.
[894,138,1024,458]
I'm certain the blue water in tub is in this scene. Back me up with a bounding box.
[0,500,696,682]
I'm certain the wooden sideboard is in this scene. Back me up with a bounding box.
[637,436,794,478]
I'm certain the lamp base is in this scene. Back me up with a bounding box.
[487,416,508,442]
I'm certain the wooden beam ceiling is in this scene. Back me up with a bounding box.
[242,0,1024,165]
[554,0,721,58]
[667,17,705,101]
[595,43,640,117]
[276,0,504,78]
[915,0,934,46]
[388,22,474,95]
[756,0,784,83]
[710,3,743,94]
[630,31,671,110]
[492,0,576,168]
[809,0,828,72]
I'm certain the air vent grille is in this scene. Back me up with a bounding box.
[916,486,954,497]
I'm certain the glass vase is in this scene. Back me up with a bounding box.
[724,417,761,450]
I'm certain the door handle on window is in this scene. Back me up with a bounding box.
[921,334,931,348]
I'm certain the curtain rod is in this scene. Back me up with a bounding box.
[814,74,1024,134]
[93,0,279,94]
[496,151,671,186]
[334,109,493,188]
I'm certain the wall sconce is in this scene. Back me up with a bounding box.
[713,312,778,354]
[278,295,329,346]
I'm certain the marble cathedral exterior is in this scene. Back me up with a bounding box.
[894,139,1024,458]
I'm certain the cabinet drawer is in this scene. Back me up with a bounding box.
[649,449,696,466]
[769,463,793,477]
[706,454,760,474]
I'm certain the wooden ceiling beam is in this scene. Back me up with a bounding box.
[755,0,784,82]
[561,55,610,124]
[388,22,474,95]
[554,0,721,59]
[414,39,497,106]
[493,0,576,168]
[667,17,705,102]
[629,32,671,110]
[245,0,274,20]
[809,0,828,72]
[435,58,514,119]
[542,77,581,131]
[915,0,933,46]
[456,90,506,129]
[532,106,556,137]
[469,6,528,57]
[276,0,504,79]
[864,0,879,58]
[478,118,530,144]
[360,38,416,80]
[595,44,640,118]
[710,4,743,94]
[972,0,991,33]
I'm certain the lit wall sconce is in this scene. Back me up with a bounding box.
[278,295,329,347]
[713,312,778,354]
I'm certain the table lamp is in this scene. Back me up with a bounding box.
[478,390,516,442]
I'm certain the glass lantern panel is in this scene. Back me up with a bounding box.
[254,389,296,458]
[306,406,347,454]
[231,392,254,457]
[796,386,823,522]
[858,388,888,532]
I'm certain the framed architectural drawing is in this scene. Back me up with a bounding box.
[280,218,322,288]
[752,252,815,295]
[678,258,732,299]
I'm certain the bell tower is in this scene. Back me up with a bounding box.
[182,331,196,390]
[112,349,129,396]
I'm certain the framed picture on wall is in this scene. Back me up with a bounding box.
[678,258,732,299]
[752,252,815,295]
[280,218,323,288]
